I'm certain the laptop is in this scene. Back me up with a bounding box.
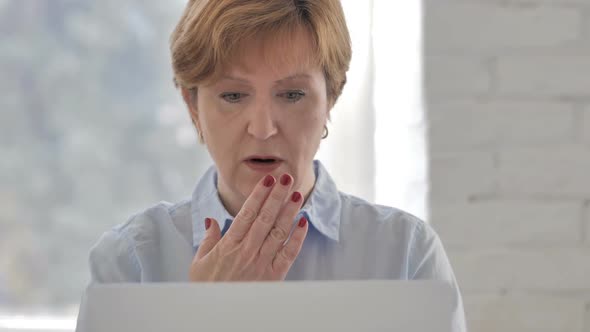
[76,280,455,332]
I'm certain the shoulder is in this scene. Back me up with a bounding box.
[105,200,190,245]
[339,193,453,279]
[88,199,191,283]
[337,191,444,272]
[335,192,465,327]
[338,191,432,236]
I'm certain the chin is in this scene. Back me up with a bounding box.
[237,175,261,198]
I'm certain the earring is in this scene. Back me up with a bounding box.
[322,125,329,139]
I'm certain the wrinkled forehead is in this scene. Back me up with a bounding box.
[216,25,321,81]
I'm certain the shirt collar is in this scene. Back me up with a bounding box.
[191,160,341,248]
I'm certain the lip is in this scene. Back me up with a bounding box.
[244,155,282,161]
[243,155,283,172]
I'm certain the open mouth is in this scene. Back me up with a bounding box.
[249,158,278,164]
[244,156,283,171]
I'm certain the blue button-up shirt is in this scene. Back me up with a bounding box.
[84,160,466,331]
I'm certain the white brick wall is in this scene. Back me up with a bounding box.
[498,146,590,197]
[584,106,590,144]
[432,201,581,248]
[425,3,581,52]
[424,0,590,330]
[430,152,497,202]
[428,101,576,151]
[450,249,590,291]
[585,202,590,245]
[465,294,585,332]
[425,56,491,97]
[497,57,590,97]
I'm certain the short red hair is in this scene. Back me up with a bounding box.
[170,0,351,106]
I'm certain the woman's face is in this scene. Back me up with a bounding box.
[186,29,329,212]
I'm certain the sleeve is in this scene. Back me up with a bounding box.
[87,230,142,283]
[408,222,467,332]
[76,230,142,331]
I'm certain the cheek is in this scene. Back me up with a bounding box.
[197,110,238,164]
[284,112,325,157]
[198,104,237,142]
[301,106,327,136]
[202,116,240,159]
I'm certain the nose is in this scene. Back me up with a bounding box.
[246,100,278,140]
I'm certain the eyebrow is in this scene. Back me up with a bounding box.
[275,73,312,83]
[219,75,250,83]
[219,73,312,84]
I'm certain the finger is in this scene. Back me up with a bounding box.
[243,174,293,254]
[258,191,303,266]
[195,218,222,260]
[272,216,308,273]
[223,174,276,244]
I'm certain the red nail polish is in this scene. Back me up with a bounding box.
[205,218,211,230]
[280,174,292,186]
[263,175,275,187]
[298,217,307,228]
[291,191,302,203]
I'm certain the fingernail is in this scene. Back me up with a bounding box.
[205,218,211,230]
[291,191,302,203]
[298,217,307,228]
[280,174,292,186]
[263,175,275,187]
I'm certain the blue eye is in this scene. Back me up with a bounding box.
[220,92,246,103]
[280,90,305,103]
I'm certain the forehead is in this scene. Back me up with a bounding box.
[222,26,321,79]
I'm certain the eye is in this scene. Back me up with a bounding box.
[279,90,305,103]
[220,92,246,103]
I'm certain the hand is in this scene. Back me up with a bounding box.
[188,173,309,281]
